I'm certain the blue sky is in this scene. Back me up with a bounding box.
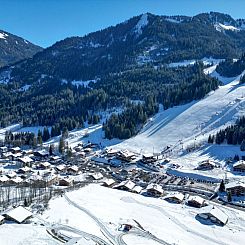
[1,0,245,47]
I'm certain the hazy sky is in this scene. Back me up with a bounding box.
[1,0,245,47]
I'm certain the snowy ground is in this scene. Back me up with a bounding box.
[40,184,245,245]
[0,223,59,245]
[112,68,245,157]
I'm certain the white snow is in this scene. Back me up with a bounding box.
[165,18,182,24]
[41,184,245,245]
[134,13,148,36]
[0,32,8,40]
[169,58,224,68]
[0,224,59,245]
[215,23,240,32]
[112,71,245,156]
[18,84,31,92]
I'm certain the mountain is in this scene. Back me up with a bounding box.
[2,12,245,86]
[0,29,42,67]
[0,12,244,138]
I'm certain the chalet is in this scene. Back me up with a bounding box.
[146,183,163,197]
[132,185,143,194]
[195,160,216,170]
[17,166,32,174]
[3,206,32,224]
[233,161,245,172]
[2,152,13,159]
[117,150,136,162]
[187,196,205,208]
[197,205,228,225]
[6,171,17,179]
[90,172,103,180]
[11,147,21,154]
[59,176,74,186]
[141,154,157,164]
[226,182,245,196]
[114,180,135,192]
[18,156,33,167]
[22,149,33,155]
[55,164,66,173]
[34,150,49,158]
[8,176,23,185]
[105,148,118,157]
[164,193,185,203]
[101,178,115,187]
[67,165,80,175]
[0,215,5,225]
[39,161,51,169]
[50,155,61,163]
[0,175,9,184]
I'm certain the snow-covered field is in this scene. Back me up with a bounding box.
[0,223,59,245]
[113,68,245,156]
[40,184,245,245]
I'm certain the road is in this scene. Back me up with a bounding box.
[64,194,171,245]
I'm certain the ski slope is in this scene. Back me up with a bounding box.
[114,70,245,154]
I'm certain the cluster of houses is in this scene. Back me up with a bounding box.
[0,145,98,188]
[233,160,245,172]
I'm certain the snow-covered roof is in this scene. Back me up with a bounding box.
[19,156,33,163]
[40,161,51,167]
[0,175,9,182]
[226,182,245,190]
[146,183,163,194]
[114,180,135,190]
[4,206,32,223]
[132,185,143,193]
[188,195,205,205]
[68,165,79,172]
[165,192,185,201]
[10,177,23,183]
[91,172,103,180]
[102,178,115,186]
[11,147,21,151]
[199,205,228,224]
[18,166,31,172]
[233,160,245,168]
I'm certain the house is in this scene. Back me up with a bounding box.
[18,156,33,167]
[226,182,245,196]
[67,166,80,175]
[34,150,49,158]
[146,183,163,197]
[101,178,115,187]
[197,205,228,225]
[50,155,61,163]
[17,166,32,174]
[59,177,74,186]
[39,161,51,169]
[0,175,10,184]
[114,180,135,192]
[233,161,245,172]
[195,160,216,170]
[55,164,66,173]
[8,176,23,185]
[117,150,136,162]
[105,148,118,157]
[132,185,143,194]
[141,154,157,164]
[11,147,21,153]
[164,193,185,203]
[90,172,103,180]
[22,149,33,155]
[3,206,32,224]
[6,171,17,179]
[187,195,205,208]
[0,215,5,225]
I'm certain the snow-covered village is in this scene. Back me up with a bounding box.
[0,1,245,245]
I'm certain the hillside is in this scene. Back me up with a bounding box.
[113,65,245,154]
[0,30,42,67]
[0,11,245,136]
